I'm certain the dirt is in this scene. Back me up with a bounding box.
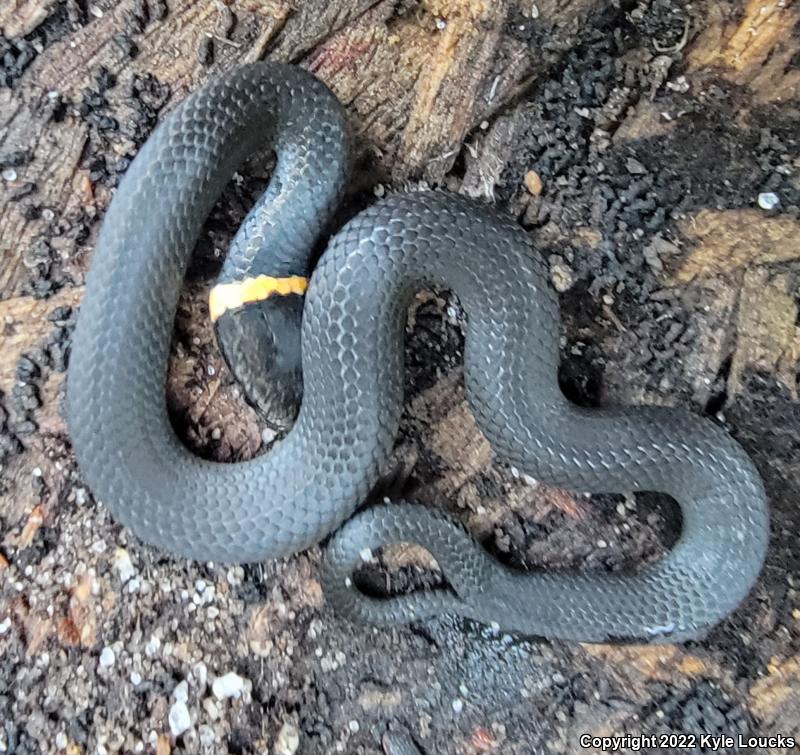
[1,0,799,754]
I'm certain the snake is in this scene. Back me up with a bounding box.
[67,62,769,644]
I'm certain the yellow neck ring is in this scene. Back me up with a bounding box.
[209,274,308,322]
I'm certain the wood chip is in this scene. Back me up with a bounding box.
[67,572,97,647]
[471,727,497,751]
[18,505,45,548]
[674,209,800,283]
[524,169,543,196]
[56,616,81,647]
[544,488,585,520]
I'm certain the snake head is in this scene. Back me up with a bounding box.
[213,295,304,432]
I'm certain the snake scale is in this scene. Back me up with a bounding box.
[67,62,769,643]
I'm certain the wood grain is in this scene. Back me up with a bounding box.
[0,0,605,299]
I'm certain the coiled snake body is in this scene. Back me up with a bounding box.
[67,63,768,643]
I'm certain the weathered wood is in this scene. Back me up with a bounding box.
[0,286,81,395]
[0,0,58,38]
[687,0,800,103]
[0,0,606,300]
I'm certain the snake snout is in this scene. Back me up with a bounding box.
[214,296,304,430]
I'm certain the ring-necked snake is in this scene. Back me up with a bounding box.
[67,62,769,643]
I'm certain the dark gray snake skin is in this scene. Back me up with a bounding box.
[67,62,769,643]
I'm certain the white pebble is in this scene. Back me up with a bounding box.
[168,701,192,736]
[452,698,464,714]
[757,192,780,210]
[550,261,575,294]
[348,720,359,733]
[174,680,189,703]
[199,725,216,746]
[192,661,208,689]
[212,671,246,700]
[359,548,373,562]
[99,647,115,668]
[203,697,220,720]
[130,671,142,686]
[55,732,68,749]
[2,168,17,181]
[145,635,161,657]
[113,548,136,583]
[274,722,300,755]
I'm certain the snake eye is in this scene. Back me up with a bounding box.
[213,295,304,431]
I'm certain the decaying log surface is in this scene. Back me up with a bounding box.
[1,0,799,753]
[0,0,607,514]
[0,0,606,302]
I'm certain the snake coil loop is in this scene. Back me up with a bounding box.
[67,62,768,643]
